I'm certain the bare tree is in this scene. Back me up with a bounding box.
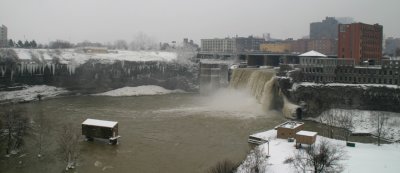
[114,40,128,50]
[129,32,158,50]
[319,109,338,138]
[0,105,28,155]
[336,110,354,142]
[58,123,80,170]
[285,140,347,173]
[207,159,238,173]
[375,112,388,146]
[240,146,268,173]
[33,107,50,158]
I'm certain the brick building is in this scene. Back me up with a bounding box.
[338,23,383,65]
[307,39,337,55]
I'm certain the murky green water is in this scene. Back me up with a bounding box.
[0,93,285,173]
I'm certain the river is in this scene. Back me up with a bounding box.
[0,91,286,173]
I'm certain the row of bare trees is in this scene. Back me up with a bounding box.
[0,104,81,171]
[319,109,389,146]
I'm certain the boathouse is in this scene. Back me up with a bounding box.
[295,130,317,148]
[275,121,304,139]
[82,119,120,145]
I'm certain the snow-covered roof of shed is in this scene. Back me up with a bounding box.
[296,130,317,137]
[82,118,118,128]
[276,121,304,129]
[299,50,327,57]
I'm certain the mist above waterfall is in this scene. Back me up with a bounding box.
[199,88,266,116]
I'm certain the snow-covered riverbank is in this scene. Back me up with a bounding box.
[0,85,68,103]
[93,85,185,96]
[312,109,400,141]
[237,129,400,173]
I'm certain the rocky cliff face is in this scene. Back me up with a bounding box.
[277,77,400,117]
[0,49,199,93]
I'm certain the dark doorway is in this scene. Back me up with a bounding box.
[296,108,303,120]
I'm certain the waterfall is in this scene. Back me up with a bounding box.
[229,68,276,110]
[229,68,300,118]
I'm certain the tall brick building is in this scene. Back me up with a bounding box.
[338,23,383,64]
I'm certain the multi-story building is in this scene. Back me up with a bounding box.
[200,36,265,53]
[300,56,400,85]
[338,23,383,65]
[310,17,339,39]
[290,39,309,53]
[307,39,337,55]
[260,42,291,53]
[0,25,7,48]
[235,36,265,52]
[201,38,236,53]
[384,37,400,57]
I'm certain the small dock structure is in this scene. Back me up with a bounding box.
[82,119,120,145]
[295,130,317,148]
[275,121,304,139]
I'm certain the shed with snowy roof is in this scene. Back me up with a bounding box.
[295,130,317,148]
[275,121,304,139]
[82,118,120,145]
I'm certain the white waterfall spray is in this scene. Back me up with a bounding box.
[229,68,299,118]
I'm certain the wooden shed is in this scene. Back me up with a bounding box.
[82,119,120,145]
[275,121,304,139]
[295,130,317,148]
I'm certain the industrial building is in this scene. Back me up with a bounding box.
[300,51,400,85]
[200,36,265,53]
[338,23,383,65]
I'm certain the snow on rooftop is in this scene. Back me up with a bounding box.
[296,130,317,136]
[276,121,304,129]
[82,119,118,128]
[299,50,327,57]
[292,82,400,91]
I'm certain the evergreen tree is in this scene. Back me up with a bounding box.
[30,40,37,48]
[17,40,24,48]
[24,40,31,48]
[8,39,15,47]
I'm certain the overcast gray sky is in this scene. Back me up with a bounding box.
[1,0,399,44]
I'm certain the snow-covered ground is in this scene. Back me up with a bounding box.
[291,82,400,91]
[237,129,400,173]
[93,85,185,97]
[312,109,400,141]
[0,85,68,103]
[13,48,177,65]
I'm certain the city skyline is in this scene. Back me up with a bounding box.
[1,0,399,44]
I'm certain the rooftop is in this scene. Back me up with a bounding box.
[296,130,317,137]
[82,118,118,128]
[299,50,327,57]
[275,121,304,129]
